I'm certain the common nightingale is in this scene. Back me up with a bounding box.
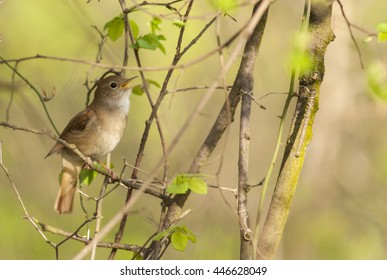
[46,75,136,214]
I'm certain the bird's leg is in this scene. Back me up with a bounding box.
[83,157,94,169]
[96,160,117,181]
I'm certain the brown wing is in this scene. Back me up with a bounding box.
[45,108,96,158]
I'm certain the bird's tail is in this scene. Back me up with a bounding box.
[55,156,81,214]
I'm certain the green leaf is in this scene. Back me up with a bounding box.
[166,174,208,195]
[172,19,186,28]
[377,23,387,33]
[79,169,98,185]
[186,230,197,243]
[134,33,166,54]
[171,230,188,252]
[153,226,197,252]
[131,79,160,96]
[187,176,208,194]
[136,33,160,50]
[377,23,387,42]
[104,15,125,41]
[210,0,237,12]
[157,35,166,54]
[132,85,144,96]
[146,79,161,88]
[378,32,387,42]
[293,52,313,73]
[153,228,171,241]
[167,181,189,194]
[129,20,139,40]
[150,17,162,34]
[367,62,387,102]
[287,32,313,73]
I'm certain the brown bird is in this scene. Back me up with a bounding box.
[46,75,136,214]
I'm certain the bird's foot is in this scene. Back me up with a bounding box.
[96,160,117,181]
[84,157,94,169]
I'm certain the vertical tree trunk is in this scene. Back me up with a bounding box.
[257,0,335,259]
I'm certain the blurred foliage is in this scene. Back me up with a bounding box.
[210,0,237,12]
[367,62,387,102]
[0,0,387,260]
[376,22,387,42]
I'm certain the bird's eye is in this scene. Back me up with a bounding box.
[109,82,118,89]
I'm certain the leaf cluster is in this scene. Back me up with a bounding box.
[154,225,197,252]
[166,174,208,195]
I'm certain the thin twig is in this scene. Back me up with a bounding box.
[0,55,60,135]
[127,0,197,259]
[84,26,109,107]
[91,154,111,260]
[5,62,18,121]
[119,0,130,75]
[0,14,258,74]
[124,0,184,15]
[108,0,169,260]
[165,85,232,94]
[35,218,141,251]
[161,0,272,234]
[336,0,364,69]
[0,141,56,249]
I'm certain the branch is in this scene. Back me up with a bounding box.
[161,0,272,244]
[107,0,168,259]
[0,141,56,249]
[131,0,206,180]
[91,166,110,260]
[164,85,232,94]
[237,3,270,260]
[0,56,60,135]
[336,0,364,69]
[256,0,335,259]
[124,0,183,15]
[71,0,273,258]
[0,121,169,201]
[131,0,197,260]
[0,10,268,75]
[34,217,143,253]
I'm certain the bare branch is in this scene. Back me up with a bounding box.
[336,0,364,69]
[34,217,142,253]
[0,56,60,134]
[0,141,56,249]
[164,85,232,94]
[160,1,272,236]
[124,0,184,15]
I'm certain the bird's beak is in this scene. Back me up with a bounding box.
[120,76,138,88]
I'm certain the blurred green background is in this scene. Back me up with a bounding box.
[1,0,387,259]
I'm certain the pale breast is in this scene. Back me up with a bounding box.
[79,110,128,159]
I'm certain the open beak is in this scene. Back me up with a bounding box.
[120,76,138,88]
